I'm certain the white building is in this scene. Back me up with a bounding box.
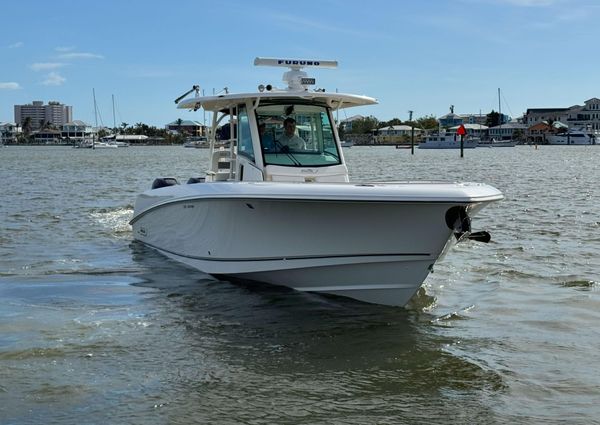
[14,100,73,130]
[449,123,489,139]
[62,120,95,144]
[525,98,600,131]
[488,121,527,140]
[0,122,22,144]
[565,98,600,131]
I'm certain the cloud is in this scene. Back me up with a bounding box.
[58,52,104,60]
[55,46,75,52]
[42,72,66,86]
[8,41,24,48]
[0,82,22,89]
[30,62,67,71]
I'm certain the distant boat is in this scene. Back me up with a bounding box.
[546,130,596,145]
[419,132,478,149]
[340,140,353,148]
[478,138,517,148]
[93,140,118,149]
[183,136,208,148]
[101,135,129,147]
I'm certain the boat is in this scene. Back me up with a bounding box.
[477,138,517,148]
[183,137,209,148]
[129,57,503,307]
[418,131,479,149]
[340,140,353,148]
[486,88,517,148]
[92,140,118,149]
[73,138,93,148]
[101,135,130,147]
[546,129,596,145]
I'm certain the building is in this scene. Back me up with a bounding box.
[165,119,206,136]
[526,121,554,144]
[438,111,463,128]
[524,107,570,127]
[439,109,509,129]
[0,122,22,144]
[564,98,600,131]
[62,120,95,144]
[339,115,365,132]
[524,98,600,131]
[449,123,489,139]
[487,121,527,141]
[375,125,424,144]
[460,114,488,126]
[14,101,73,131]
[32,129,63,144]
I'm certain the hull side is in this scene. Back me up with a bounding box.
[131,197,470,306]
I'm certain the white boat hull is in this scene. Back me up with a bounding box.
[478,140,517,147]
[131,182,501,306]
[546,134,595,145]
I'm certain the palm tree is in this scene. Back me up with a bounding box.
[22,117,32,137]
[176,118,184,135]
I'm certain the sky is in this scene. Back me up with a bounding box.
[1,0,599,127]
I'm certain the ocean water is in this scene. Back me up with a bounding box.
[1,145,599,424]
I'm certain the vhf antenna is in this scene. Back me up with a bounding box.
[174,85,200,104]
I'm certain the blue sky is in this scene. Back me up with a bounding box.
[1,0,599,127]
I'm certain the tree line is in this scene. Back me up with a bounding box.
[338,111,505,139]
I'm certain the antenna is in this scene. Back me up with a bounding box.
[254,58,338,69]
[174,85,200,104]
[254,57,338,91]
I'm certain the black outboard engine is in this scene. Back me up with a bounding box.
[187,177,205,184]
[151,177,179,189]
[445,206,491,243]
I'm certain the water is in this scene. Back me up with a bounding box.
[1,145,599,424]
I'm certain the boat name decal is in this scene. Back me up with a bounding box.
[300,168,318,174]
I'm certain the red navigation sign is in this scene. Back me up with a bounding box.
[456,124,467,136]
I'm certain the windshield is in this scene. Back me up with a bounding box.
[256,103,341,167]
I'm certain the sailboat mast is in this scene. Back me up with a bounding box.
[112,94,116,132]
[498,88,502,125]
[93,88,98,128]
[498,88,502,140]
[93,88,98,149]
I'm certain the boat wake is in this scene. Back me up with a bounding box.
[90,206,133,237]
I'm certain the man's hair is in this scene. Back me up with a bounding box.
[284,117,296,125]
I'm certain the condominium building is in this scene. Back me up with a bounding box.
[14,101,73,130]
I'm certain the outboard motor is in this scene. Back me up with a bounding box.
[445,206,491,243]
[187,177,205,184]
[151,177,179,189]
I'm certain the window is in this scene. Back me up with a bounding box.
[256,103,341,167]
[237,105,254,161]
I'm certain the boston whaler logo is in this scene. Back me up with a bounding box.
[138,226,147,237]
[300,168,318,174]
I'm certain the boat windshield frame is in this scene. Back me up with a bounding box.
[255,102,341,168]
